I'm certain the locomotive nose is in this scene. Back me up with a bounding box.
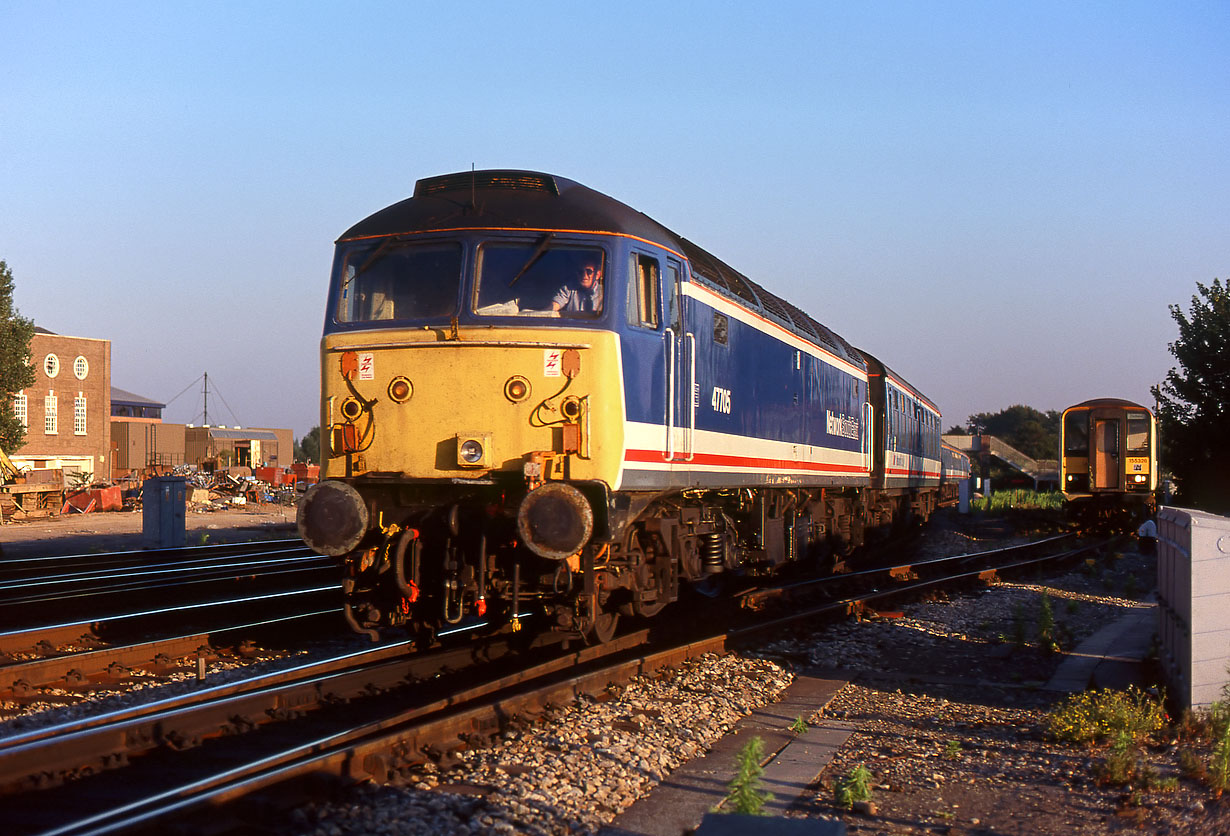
[297,480,370,556]
[516,482,593,560]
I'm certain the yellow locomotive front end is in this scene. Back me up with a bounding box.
[296,214,633,640]
[317,328,623,488]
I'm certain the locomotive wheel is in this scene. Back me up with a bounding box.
[590,610,619,643]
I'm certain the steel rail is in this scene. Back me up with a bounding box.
[0,604,342,692]
[0,585,340,657]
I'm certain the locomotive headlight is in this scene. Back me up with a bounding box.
[388,376,413,403]
[460,440,483,463]
[456,432,492,468]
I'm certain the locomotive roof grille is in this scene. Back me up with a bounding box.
[678,238,761,307]
[414,171,559,197]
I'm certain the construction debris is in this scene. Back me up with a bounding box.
[2,463,318,523]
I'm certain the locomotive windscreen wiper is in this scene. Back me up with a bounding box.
[344,235,410,291]
[508,232,555,287]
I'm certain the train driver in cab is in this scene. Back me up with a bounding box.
[552,257,603,314]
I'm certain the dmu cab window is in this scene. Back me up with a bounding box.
[337,241,462,323]
[1126,413,1150,453]
[475,243,605,317]
[1064,413,1089,455]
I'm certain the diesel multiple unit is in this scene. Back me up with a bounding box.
[297,170,965,641]
[1060,398,1157,527]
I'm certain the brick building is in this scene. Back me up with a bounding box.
[11,328,112,478]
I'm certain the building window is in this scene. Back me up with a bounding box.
[44,354,60,378]
[13,391,26,427]
[74,356,89,380]
[45,393,58,434]
[74,394,87,435]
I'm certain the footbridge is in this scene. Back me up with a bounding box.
[943,434,1058,490]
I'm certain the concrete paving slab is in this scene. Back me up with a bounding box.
[600,672,849,836]
[693,811,846,835]
[1044,600,1157,692]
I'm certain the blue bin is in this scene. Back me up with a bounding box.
[142,476,187,549]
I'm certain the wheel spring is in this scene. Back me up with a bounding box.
[700,531,724,573]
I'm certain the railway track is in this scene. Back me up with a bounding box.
[0,539,332,625]
[0,530,1109,836]
[0,540,343,710]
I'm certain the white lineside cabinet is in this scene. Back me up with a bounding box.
[1158,507,1230,709]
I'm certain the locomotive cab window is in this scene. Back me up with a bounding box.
[337,241,462,323]
[475,243,605,317]
[626,254,660,329]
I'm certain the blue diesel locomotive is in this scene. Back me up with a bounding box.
[297,170,947,641]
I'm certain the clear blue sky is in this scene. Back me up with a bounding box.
[3,1,1226,439]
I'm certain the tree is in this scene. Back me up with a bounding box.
[294,425,320,464]
[1151,279,1230,514]
[0,261,35,455]
[964,404,1060,461]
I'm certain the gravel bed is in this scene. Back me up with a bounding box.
[290,654,794,836]
[12,513,1230,835]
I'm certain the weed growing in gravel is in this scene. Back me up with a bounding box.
[1011,604,1027,647]
[1179,747,1208,781]
[834,764,874,809]
[1208,713,1230,796]
[1098,731,1143,785]
[943,739,962,760]
[1047,686,1167,746]
[1037,592,1059,653]
[722,736,772,815]
[789,716,808,734]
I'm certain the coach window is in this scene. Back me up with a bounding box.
[626,253,660,329]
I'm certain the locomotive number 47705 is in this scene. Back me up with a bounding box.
[711,386,732,414]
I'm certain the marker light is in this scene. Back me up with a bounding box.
[504,376,531,403]
[388,376,413,403]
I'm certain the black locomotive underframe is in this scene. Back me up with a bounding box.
[335,477,937,641]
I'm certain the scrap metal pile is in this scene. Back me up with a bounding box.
[56,464,320,518]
